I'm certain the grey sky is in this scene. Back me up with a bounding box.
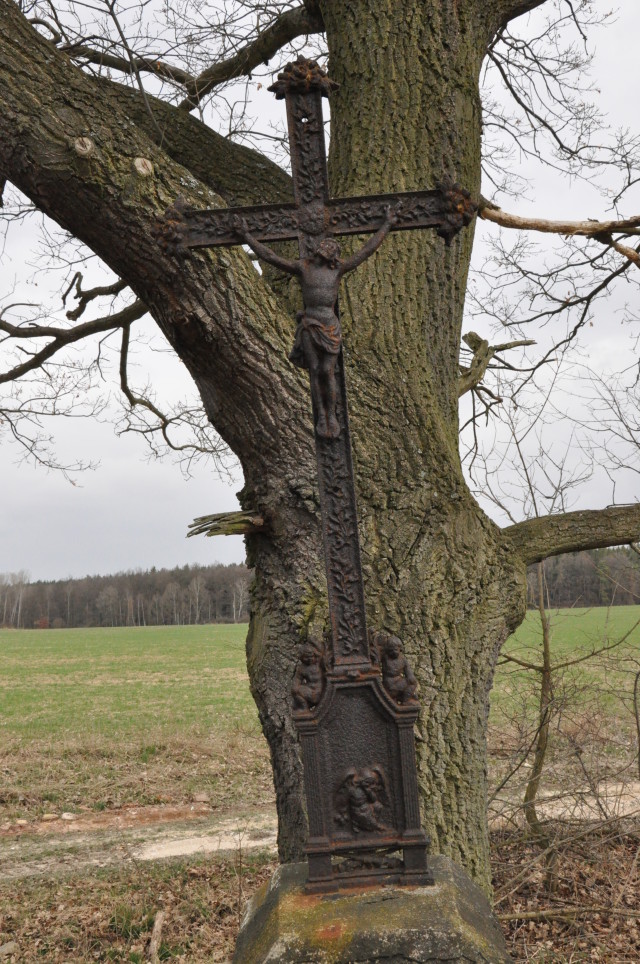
[1,2,639,582]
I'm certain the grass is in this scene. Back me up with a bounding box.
[0,625,271,820]
[0,851,276,962]
[0,625,255,740]
[1,613,639,962]
[1,611,639,820]
[493,605,640,719]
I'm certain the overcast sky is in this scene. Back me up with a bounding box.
[1,2,639,583]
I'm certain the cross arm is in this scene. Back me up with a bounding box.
[158,197,300,254]
[327,182,477,246]
[157,181,477,255]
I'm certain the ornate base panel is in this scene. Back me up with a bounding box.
[295,672,432,893]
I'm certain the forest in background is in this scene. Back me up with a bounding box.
[0,562,250,629]
[1,546,640,630]
[528,546,640,609]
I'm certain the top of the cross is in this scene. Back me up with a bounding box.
[268,57,339,100]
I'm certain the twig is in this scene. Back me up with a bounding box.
[146,909,165,964]
[0,300,146,384]
[499,905,640,923]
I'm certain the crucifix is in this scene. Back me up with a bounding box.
[162,57,476,892]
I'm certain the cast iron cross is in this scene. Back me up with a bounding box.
[163,58,476,891]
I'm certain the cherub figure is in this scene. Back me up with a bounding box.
[379,634,418,705]
[291,636,325,710]
[234,208,397,439]
[335,765,391,835]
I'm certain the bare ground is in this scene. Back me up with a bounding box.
[1,786,639,961]
[1,803,278,881]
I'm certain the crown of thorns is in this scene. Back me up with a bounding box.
[268,57,339,99]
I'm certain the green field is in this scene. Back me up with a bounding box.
[495,605,640,718]
[1,609,639,820]
[506,604,640,651]
[0,624,270,821]
[0,624,256,740]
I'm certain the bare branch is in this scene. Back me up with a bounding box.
[479,199,640,271]
[116,325,231,473]
[61,42,194,86]
[29,17,61,44]
[0,300,145,385]
[62,273,127,320]
[458,331,535,397]
[58,2,324,115]
[178,5,325,112]
[499,906,640,924]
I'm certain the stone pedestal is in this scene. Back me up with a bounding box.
[233,856,512,963]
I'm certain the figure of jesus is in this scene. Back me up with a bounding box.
[234,207,397,439]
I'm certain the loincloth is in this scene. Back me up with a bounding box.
[289,311,341,368]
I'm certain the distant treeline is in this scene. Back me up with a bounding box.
[2,546,639,630]
[0,563,251,629]
[527,547,640,609]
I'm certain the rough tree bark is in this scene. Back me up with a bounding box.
[1,0,639,891]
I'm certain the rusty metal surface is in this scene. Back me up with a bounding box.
[161,56,477,892]
[160,186,475,254]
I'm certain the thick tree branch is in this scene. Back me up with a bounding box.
[496,0,551,28]
[178,4,325,111]
[503,505,640,566]
[89,78,293,209]
[0,2,311,476]
[479,199,640,269]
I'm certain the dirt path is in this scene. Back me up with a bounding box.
[2,780,638,882]
[0,804,278,880]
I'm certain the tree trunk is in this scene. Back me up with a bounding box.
[302,0,527,883]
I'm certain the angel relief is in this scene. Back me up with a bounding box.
[334,765,392,836]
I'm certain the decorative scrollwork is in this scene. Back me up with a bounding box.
[268,57,339,100]
[317,397,368,659]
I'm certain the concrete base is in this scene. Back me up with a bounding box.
[233,856,512,963]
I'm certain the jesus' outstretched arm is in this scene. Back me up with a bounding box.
[233,217,302,276]
[338,206,399,276]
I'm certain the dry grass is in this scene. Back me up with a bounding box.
[0,851,277,962]
[2,826,638,962]
[494,822,640,962]
[1,726,273,823]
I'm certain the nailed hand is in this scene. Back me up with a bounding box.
[384,203,401,227]
[232,215,249,238]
